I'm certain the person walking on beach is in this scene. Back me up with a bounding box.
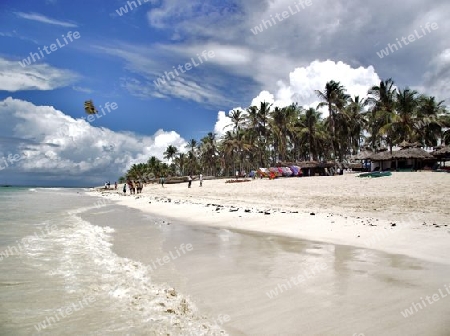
[122,183,127,195]
[114,182,117,190]
[160,176,165,188]
[199,173,203,187]
[188,175,192,188]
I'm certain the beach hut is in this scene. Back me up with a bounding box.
[370,147,434,171]
[431,146,450,168]
[352,149,374,171]
[369,150,392,171]
[391,147,434,171]
[354,150,374,160]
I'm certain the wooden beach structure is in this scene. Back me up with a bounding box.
[431,146,450,168]
[369,147,435,171]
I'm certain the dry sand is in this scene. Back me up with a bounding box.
[92,172,450,265]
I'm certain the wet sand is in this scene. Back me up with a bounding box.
[93,172,450,265]
[82,199,450,336]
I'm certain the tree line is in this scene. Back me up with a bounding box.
[120,78,450,181]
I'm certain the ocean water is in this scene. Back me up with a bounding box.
[2,188,450,336]
[0,188,226,336]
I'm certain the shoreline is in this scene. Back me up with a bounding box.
[88,172,450,266]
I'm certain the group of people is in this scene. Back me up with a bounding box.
[187,174,202,188]
[121,174,204,195]
[124,180,144,194]
[104,181,118,190]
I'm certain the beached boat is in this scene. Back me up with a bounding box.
[358,171,392,178]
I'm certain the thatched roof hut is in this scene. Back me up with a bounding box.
[354,150,374,160]
[370,151,393,161]
[398,141,422,148]
[432,146,450,157]
[391,147,433,160]
[370,148,433,161]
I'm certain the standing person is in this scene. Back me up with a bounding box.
[235,170,239,179]
[114,182,117,190]
[131,180,136,195]
[160,176,165,188]
[126,180,132,194]
[122,183,127,194]
[199,173,203,187]
[188,175,192,188]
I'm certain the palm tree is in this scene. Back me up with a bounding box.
[163,145,178,163]
[415,95,447,146]
[255,101,272,166]
[367,78,397,151]
[227,109,246,132]
[119,76,448,180]
[316,80,349,160]
[185,139,198,174]
[147,156,161,178]
[173,153,186,176]
[341,96,367,155]
[297,108,324,161]
[199,132,218,175]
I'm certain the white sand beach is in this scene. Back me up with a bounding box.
[84,172,450,335]
[92,172,450,266]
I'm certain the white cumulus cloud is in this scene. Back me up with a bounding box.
[0,97,187,186]
[214,60,382,133]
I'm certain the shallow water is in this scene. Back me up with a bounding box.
[0,189,225,335]
[82,198,450,336]
[1,188,450,335]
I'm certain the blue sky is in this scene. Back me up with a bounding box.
[0,0,449,186]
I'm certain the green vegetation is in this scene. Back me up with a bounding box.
[121,78,450,181]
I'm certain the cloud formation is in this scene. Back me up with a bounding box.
[0,98,187,186]
[15,12,78,28]
[214,60,382,135]
[0,57,78,92]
